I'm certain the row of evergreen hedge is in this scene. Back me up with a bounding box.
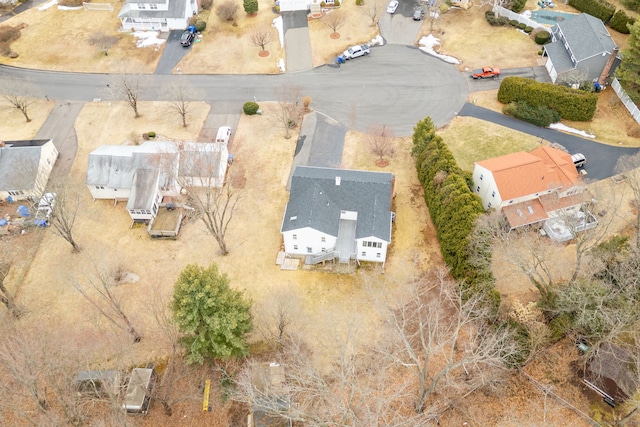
[497,76,598,121]
[569,0,635,34]
[412,118,500,311]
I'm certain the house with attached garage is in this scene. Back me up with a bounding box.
[281,166,395,265]
[86,140,228,223]
[0,139,58,202]
[118,0,198,32]
[472,146,596,239]
[543,12,620,85]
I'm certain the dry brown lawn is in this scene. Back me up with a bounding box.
[0,99,55,139]
[0,0,162,73]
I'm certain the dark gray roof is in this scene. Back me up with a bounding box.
[86,146,137,188]
[0,140,51,191]
[179,145,224,179]
[553,13,617,62]
[544,40,575,74]
[281,166,393,241]
[118,0,186,20]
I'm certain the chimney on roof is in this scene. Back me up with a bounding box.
[335,176,341,186]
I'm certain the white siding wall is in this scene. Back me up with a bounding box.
[355,237,387,263]
[278,0,311,11]
[87,186,131,200]
[472,165,502,210]
[166,17,188,30]
[283,227,336,256]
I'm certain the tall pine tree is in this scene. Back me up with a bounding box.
[617,21,640,100]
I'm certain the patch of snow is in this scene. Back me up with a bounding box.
[131,31,166,48]
[549,123,595,138]
[370,35,384,46]
[38,0,57,10]
[521,9,532,18]
[418,35,461,64]
[57,5,82,9]
[272,16,284,49]
[277,58,286,73]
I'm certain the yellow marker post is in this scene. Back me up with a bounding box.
[202,379,211,412]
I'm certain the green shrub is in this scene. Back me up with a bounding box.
[356,0,364,5]
[524,26,533,33]
[498,76,598,121]
[148,131,156,138]
[620,0,640,12]
[243,0,259,14]
[538,50,543,55]
[609,9,635,34]
[511,0,526,12]
[485,11,509,26]
[503,101,561,127]
[517,22,526,29]
[568,0,615,22]
[534,30,551,45]
[275,4,280,12]
[334,0,340,5]
[549,313,574,342]
[320,1,326,5]
[195,20,207,32]
[243,101,260,115]
[509,19,518,26]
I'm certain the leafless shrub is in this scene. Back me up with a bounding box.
[88,31,119,56]
[217,0,239,21]
[249,25,273,53]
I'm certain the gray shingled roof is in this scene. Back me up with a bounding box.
[281,166,393,241]
[118,0,186,20]
[554,13,617,62]
[0,140,51,191]
[127,169,159,211]
[544,40,575,74]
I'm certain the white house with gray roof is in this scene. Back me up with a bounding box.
[86,140,228,222]
[281,166,394,265]
[0,139,58,202]
[543,13,620,84]
[118,0,198,32]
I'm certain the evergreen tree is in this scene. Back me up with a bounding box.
[617,21,640,99]
[171,264,252,364]
[243,0,258,15]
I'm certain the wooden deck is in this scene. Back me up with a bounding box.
[147,207,183,239]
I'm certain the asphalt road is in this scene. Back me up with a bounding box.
[459,103,640,180]
[0,43,468,135]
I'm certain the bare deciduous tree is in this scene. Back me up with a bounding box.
[165,80,196,128]
[110,71,143,118]
[183,164,243,255]
[367,2,381,26]
[71,259,142,342]
[88,31,119,56]
[0,264,21,318]
[253,284,302,348]
[367,123,395,166]
[49,186,81,253]
[216,0,239,21]
[615,152,640,248]
[249,25,273,54]
[556,68,589,87]
[269,86,302,139]
[369,269,519,414]
[0,78,37,122]
[324,11,346,36]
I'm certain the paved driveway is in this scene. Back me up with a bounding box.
[155,30,192,75]
[459,103,640,180]
[378,1,424,45]
[281,11,313,72]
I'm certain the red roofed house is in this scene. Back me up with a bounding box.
[472,146,596,238]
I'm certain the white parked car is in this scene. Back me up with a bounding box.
[342,44,370,60]
[386,0,399,13]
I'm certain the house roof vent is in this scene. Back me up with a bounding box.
[335,177,341,186]
[290,216,297,221]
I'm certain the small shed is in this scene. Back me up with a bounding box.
[584,343,639,407]
[122,367,155,414]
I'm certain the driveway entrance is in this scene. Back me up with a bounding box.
[281,11,313,72]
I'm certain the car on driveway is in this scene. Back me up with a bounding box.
[387,0,399,13]
[180,29,196,47]
[413,8,425,20]
[342,44,370,60]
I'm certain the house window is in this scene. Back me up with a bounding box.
[149,3,158,8]
[362,251,366,257]
[307,247,312,253]
[476,186,480,192]
[377,242,382,248]
[491,191,495,197]
[293,245,298,250]
[114,188,118,191]
[376,253,381,258]
[8,191,24,196]
[292,234,297,240]
[47,158,51,165]
[321,236,326,242]
[95,186,104,190]
[488,203,492,208]
[480,174,483,181]
[322,247,326,252]
[138,3,146,8]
